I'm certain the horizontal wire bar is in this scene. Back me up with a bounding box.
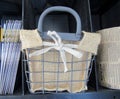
[23,59,92,63]
[26,79,89,84]
[25,68,90,73]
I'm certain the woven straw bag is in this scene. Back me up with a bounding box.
[97,27,120,89]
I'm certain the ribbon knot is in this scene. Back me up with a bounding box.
[56,43,63,50]
[29,31,82,72]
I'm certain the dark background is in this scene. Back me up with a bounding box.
[0,0,120,97]
[0,0,120,30]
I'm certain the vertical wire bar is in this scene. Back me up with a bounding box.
[84,53,89,92]
[27,49,30,90]
[23,51,27,82]
[70,55,73,93]
[22,51,25,95]
[27,49,32,93]
[42,47,45,94]
[22,0,25,95]
[24,49,30,94]
[56,51,60,93]
[25,49,32,94]
[26,49,30,94]
[88,56,95,78]
[87,56,95,90]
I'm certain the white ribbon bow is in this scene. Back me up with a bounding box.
[29,31,82,72]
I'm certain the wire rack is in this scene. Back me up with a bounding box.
[23,47,94,94]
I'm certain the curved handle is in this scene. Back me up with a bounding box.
[38,6,81,40]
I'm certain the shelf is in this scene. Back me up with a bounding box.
[0,90,120,99]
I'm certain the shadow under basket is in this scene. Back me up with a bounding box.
[22,46,94,94]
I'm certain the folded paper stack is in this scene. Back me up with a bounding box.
[0,19,21,94]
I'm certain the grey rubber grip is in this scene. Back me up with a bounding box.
[38,6,81,40]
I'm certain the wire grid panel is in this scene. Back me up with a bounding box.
[23,47,94,94]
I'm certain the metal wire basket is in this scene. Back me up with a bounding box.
[23,47,94,94]
[22,6,94,94]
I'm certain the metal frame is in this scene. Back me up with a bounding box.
[23,48,94,94]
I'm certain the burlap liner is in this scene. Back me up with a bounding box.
[20,29,101,93]
[79,31,101,55]
[26,49,92,93]
[20,29,42,49]
[97,27,120,89]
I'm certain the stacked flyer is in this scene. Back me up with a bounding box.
[0,18,21,94]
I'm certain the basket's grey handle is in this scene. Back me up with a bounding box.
[38,6,81,40]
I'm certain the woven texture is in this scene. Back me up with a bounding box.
[97,27,120,89]
[27,49,92,93]
[79,31,101,55]
[20,29,42,49]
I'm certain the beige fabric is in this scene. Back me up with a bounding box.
[78,31,101,55]
[27,46,92,93]
[20,30,101,54]
[97,27,120,89]
[20,29,42,49]
[20,29,101,93]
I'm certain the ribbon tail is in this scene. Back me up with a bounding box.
[60,50,68,72]
[29,47,54,57]
[42,42,55,46]
[63,47,83,58]
[64,44,78,48]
